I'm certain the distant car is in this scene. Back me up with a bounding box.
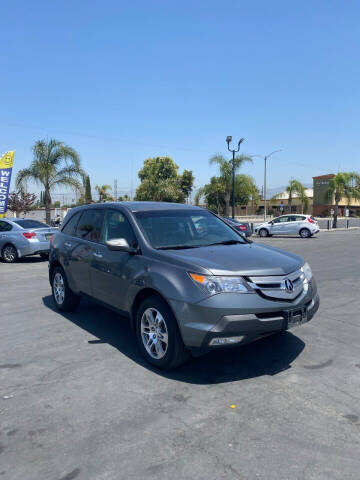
[254,215,319,238]
[0,218,58,263]
[222,217,252,237]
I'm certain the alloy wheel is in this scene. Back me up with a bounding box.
[140,308,169,359]
[259,229,268,238]
[3,245,17,262]
[53,272,65,305]
[300,229,310,238]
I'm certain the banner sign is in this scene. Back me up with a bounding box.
[0,151,15,218]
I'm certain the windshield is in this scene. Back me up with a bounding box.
[12,219,49,229]
[134,209,246,249]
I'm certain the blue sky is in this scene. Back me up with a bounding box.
[1,0,359,200]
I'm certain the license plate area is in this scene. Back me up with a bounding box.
[45,234,53,240]
[287,307,308,328]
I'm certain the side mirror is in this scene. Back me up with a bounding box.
[106,238,137,254]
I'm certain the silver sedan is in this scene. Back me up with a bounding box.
[0,218,58,263]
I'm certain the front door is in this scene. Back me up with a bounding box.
[90,209,139,311]
[270,216,290,235]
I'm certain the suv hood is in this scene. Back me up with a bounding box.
[160,242,303,276]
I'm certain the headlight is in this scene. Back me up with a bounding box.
[301,262,313,281]
[189,273,254,295]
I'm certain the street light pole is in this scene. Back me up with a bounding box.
[263,149,282,222]
[226,136,244,219]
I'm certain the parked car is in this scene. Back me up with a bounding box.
[222,217,252,237]
[49,202,319,370]
[0,218,58,263]
[254,215,319,238]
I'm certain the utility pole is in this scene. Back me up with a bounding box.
[114,179,118,202]
[226,136,244,219]
[263,150,282,221]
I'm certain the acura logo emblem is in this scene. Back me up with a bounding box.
[284,278,294,292]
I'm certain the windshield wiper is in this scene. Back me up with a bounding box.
[206,239,244,247]
[157,245,201,250]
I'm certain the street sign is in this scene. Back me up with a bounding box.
[345,208,349,217]
[330,208,334,216]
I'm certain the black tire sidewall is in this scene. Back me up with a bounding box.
[300,228,311,238]
[135,296,182,369]
[259,229,268,237]
[2,244,18,263]
[51,266,79,311]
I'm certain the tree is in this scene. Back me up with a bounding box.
[327,172,360,227]
[135,156,188,203]
[234,174,260,207]
[7,191,37,217]
[95,184,113,202]
[209,154,253,216]
[16,139,84,224]
[180,169,195,202]
[201,177,226,214]
[85,176,92,203]
[118,194,130,201]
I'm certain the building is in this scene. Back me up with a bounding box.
[313,174,360,217]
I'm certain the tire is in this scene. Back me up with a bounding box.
[299,228,311,238]
[259,228,269,238]
[51,266,80,312]
[2,244,18,263]
[135,295,189,370]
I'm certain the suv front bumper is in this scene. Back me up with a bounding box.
[199,293,319,352]
[169,278,319,351]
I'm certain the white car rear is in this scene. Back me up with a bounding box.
[254,215,319,238]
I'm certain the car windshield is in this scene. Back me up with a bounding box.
[12,219,49,229]
[135,209,246,249]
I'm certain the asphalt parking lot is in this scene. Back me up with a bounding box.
[1,230,360,480]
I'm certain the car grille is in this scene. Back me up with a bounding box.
[247,268,306,301]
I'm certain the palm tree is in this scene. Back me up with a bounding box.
[327,172,360,227]
[209,154,253,217]
[95,184,113,202]
[16,139,84,224]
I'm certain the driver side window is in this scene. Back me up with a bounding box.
[102,210,137,247]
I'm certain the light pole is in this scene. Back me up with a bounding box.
[263,150,282,221]
[226,136,244,219]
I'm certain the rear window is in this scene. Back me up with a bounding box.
[12,219,49,229]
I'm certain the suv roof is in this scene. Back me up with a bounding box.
[71,202,203,213]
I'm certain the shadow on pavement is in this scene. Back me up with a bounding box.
[42,295,305,385]
[0,256,47,264]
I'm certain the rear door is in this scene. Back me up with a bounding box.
[0,220,14,251]
[289,215,304,234]
[90,209,139,310]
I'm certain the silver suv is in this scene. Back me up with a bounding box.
[49,203,319,369]
[254,215,320,238]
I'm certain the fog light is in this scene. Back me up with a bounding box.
[209,336,244,346]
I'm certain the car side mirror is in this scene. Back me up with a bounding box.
[106,238,137,254]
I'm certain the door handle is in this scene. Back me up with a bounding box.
[64,241,72,248]
[93,251,103,258]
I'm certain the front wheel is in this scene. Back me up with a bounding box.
[299,228,311,238]
[2,244,18,263]
[135,296,189,370]
[259,228,269,238]
[51,266,80,312]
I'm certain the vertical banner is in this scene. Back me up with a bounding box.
[0,151,15,218]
